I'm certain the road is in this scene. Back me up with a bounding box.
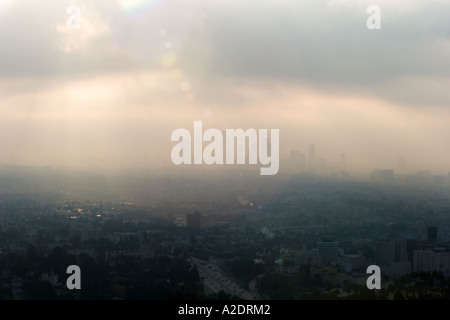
[189,257,262,300]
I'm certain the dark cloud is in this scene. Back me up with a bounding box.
[1,1,448,84]
[178,0,450,106]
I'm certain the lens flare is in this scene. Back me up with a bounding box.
[118,0,162,14]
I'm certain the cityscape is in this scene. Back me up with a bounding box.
[1,0,449,303]
[1,151,449,299]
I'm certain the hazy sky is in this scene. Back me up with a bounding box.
[0,0,449,173]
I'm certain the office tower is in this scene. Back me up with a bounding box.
[413,248,450,273]
[375,237,411,277]
[428,226,438,243]
[309,144,315,172]
[317,240,339,265]
[376,238,408,265]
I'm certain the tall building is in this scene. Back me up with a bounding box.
[413,248,450,273]
[309,144,315,172]
[376,237,410,277]
[376,238,408,265]
[317,240,339,265]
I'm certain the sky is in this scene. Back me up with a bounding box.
[0,0,449,173]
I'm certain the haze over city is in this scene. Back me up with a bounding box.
[2,1,450,303]
[0,0,449,173]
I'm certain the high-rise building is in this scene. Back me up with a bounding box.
[376,238,408,265]
[317,240,339,265]
[375,237,411,277]
[413,248,450,273]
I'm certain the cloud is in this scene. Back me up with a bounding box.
[56,6,111,54]
[1,0,448,105]
[0,0,137,77]
[2,1,448,85]
[0,0,448,170]
[176,0,450,107]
